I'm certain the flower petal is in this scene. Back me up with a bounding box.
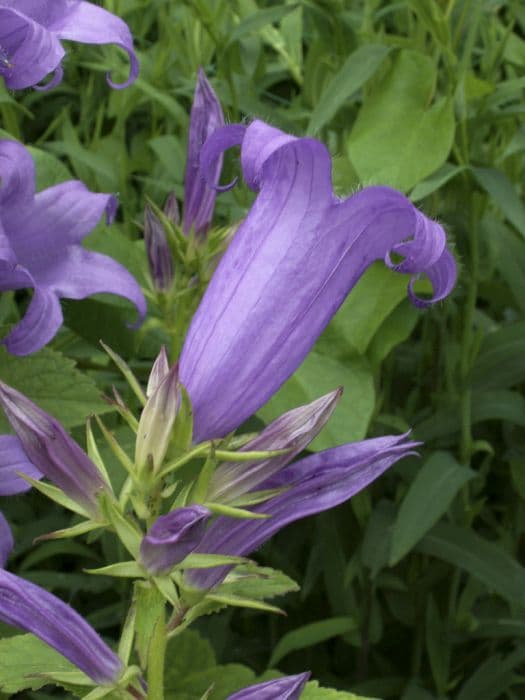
[0,140,36,210]
[183,69,225,235]
[186,433,417,590]
[2,282,63,356]
[0,7,64,90]
[0,567,123,683]
[226,673,310,700]
[48,1,139,88]
[0,512,14,568]
[182,121,456,442]
[0,434,41,495]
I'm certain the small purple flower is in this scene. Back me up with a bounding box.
[144,204,174,292]
[140,505,211,575]
[179,120,457,442]
[226,673,310,700]
[0,568,123,684]
[0,381,110,517]
[186,433,418,590]
[0,140,146,355]
[183,68,225,236]
[208,389,342,503]
[0,0,139,90]
[0,511,14,568]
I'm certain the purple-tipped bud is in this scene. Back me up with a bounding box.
[146,346,170,398]
[0,382,109,517]
[144,204,174,292]
[140,505,211,574]
[163,192,181,225]
[0,568,123,684]
[209,389,342,502]
[183,69,225,236]
[135,363,181,472]
[226,673,310,699]
[0,512,14,568]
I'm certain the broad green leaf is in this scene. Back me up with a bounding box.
[347,49,455,192]
[0,346,107,432]
[302,682,376,700]
[362,500,396,577]
[307,45,390,135]
[0,634,89,694]
[472,390,525,426]
[473,166,525,238]
[258,351,374,450]
[218,563,299,601]
[410,163,466,201]
[390,452,475,565]
[367,299,419,368]
[470,322,525,390]
[416,522,525,604]
[269,617,357,666]
[29,146,72,189]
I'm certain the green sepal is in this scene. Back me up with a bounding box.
[100,341,146,407]
[170,384,193,454]
[134,582,166,667]
[86,418,112,486]
[206,593,285,615]
[158,442,210,479]
[204,502,270,519]
[214,447,291,462]
[34,519,102,543]
[35,670,94,687]
[118,600,136,666]
[153,575,180,606]
[170,481,194,509]
[104,388,139,433]
[85,561,145,578]
[95,416,138,484]
[191,445,217,503]
[228,486,289,508]
[175,553,250,570]
[100,494,142,559]
[19,474,90,518]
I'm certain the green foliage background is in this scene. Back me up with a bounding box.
[1,0,525,698]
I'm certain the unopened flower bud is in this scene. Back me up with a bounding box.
[140,505,211,574]
[163,191,180,225]
[144,204,174,292]
[146,346,170,398]
[135,362,180,472]
[226,673,310,699]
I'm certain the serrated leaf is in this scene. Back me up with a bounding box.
[390,452,475,565]
[218,563,299,600]
[0,347,107,431]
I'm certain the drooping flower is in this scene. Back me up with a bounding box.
[179,120,457,442]
[0,567,123,684]
[226,673,310,700]
[0,381,110,517]
[182,68,225,236]
[0,0,138,90]
[0,140,146,355]
[140,505,211,575]
[208,389,342,503]
[186,433,417,590]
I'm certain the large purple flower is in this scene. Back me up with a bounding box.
[186,433,417,590]
[0,0,138,90]
[0,568,123,684]
[179,120,457,442]
[0,140,146,355]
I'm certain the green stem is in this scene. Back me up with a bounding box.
[147,607,167,700]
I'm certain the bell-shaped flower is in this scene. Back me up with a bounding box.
[0,381,110,517]
[144,204,174,292]
[208,389,342,503]
[0,567,123,683]
[186,433,418,591]
[0,0,138,90]
[0,511,13,568]
[140,505,211,575]
[182,68,225,236]
[135,360,181,473]
[226,673,310,700]
[179,119,457,442]
[0,140,146,355]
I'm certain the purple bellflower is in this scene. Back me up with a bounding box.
[0,511,13,568]
[140,505,211,575]
[0,0,138,90]
[0,381,110,517]
[186,433,418,590]
[182,68,225,236]
[0,567,123,684]
[179,119,457,443]
[226,673,310,700]
[0,140,146,355]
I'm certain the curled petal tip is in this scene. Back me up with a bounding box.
[199,124,247,191]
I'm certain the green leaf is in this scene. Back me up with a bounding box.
[410,163,466,201]
[227,5,299,45]
[470,322,525,390]
[0,346,107,431]
[390,452,475,565]
[134,583,165,667]
[472,167,525,238]
[269,617,357,666]
[416,522,525,604]
[347,49,455,192]
[425,596,449,695]
[307,45,390,135]
[0,634,90,694]
[456,646,525,700]
[29,146,72,189]
[218,563,299,601]
[302,682,376,700]
[258,352,374,450]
